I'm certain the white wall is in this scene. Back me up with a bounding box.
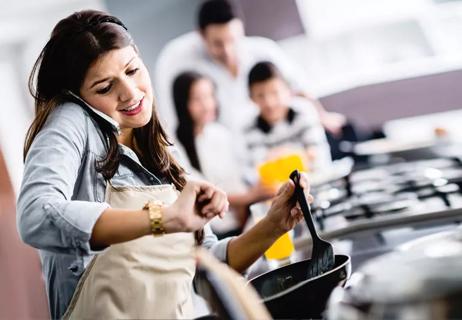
[105,0,202,83]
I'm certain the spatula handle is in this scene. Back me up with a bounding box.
[290,170,321,242]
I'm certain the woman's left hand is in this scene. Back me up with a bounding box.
[226,172,313,272]
[265,172,313,235]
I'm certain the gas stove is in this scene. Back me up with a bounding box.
[294,157,462,269]
[312,158,462,223]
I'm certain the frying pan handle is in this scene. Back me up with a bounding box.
[290,170,321,242]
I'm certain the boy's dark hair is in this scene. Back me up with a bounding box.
[198,0,236,30]
[248,61,284,89]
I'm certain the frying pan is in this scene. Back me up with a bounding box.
[249,254,351,319]
[249,170,351,319]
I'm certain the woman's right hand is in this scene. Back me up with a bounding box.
[162,180,229,233]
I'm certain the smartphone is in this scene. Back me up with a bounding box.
[65,90,121,135]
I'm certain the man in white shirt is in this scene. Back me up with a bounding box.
[154,0,345,136]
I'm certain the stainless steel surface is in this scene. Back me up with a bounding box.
[326,227,462,320]
[294,156,462,270]
[294,207,462,249]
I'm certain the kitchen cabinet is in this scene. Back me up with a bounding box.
[279,0,462,97]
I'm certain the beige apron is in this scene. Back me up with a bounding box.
[63,184,196,319]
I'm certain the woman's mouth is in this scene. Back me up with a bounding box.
[120,98,144,116]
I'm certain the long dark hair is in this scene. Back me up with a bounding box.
[26,9,184,186]
[26,10,203,242]
[173,71,206,172]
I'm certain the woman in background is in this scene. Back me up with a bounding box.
[173,71,275,238]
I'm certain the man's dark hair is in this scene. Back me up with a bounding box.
[248,61,284,89]
[198,0,236,30]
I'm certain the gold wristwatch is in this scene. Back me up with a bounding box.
[143,200,165,236]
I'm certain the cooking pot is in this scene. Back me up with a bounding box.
[326,226,462,320]
[249,254,351,319]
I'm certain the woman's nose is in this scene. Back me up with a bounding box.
[119,79,137,103]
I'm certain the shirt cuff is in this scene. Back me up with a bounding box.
[45,200,110,255]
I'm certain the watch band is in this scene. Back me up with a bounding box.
[143,200,165,236]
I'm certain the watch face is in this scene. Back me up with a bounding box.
[145,200,165,236]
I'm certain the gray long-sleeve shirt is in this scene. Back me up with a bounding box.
[17,102,231,319]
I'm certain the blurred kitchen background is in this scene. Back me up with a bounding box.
[2,0,462,318]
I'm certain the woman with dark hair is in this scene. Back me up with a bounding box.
[17,10,310,319]
[173,71,275,238]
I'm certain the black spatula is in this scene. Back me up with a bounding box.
[290,170,335,278]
